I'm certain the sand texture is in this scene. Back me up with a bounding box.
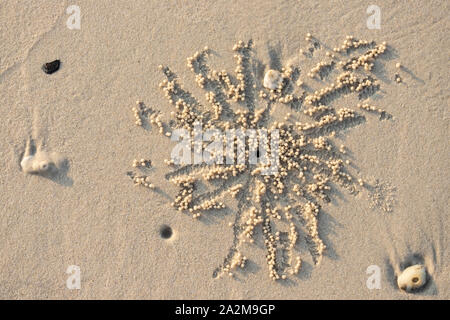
[0,0,448,299]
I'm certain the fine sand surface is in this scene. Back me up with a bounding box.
[0,0,448,299]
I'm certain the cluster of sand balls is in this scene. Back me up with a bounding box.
[295,106,357,131]
[262,217,278,280]
[158,66,203,130]
[232,44,248,98]
[291,256,302,275]
[304,71,355,105]
[205,91,222,120]
[394,62,403,83]
[312,136,331,151]
[170,176,198,218]
[202,164,246,180]
[192,197,226,213]
[301,202,326,264]
[149,112,168,136]
[174,100,202,131]
[261,214,302,279]
[333,35,373,54]
[168,175,227,219]
[187,48,208,71]
[222,250,248,277]
[265,205,282,220]
[357,103,386,115]
[340,42,387,71]
[187,48,209,89]
[132,101,146,126]
[355,77,379,93]
[130,37,397,281]
[132,101,168,135]
[304,71,377,106]
[394,64,403,83]
[252,179,266,202]
[241,207,263,241]
[211,68,245,102]
[130,173,155,189]
[287,222,298,251]
[303,105,332,117]
[187,41,252,103]
[132,158,152,168]
[129,158,154,190]
[308,60,335,79]
[282,220,302,277]
[228,184,243,198]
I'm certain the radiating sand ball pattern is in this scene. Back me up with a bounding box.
[129,36,397,281]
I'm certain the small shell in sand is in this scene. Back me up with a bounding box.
[21,156,52,174]
[263,69,283,90]
[397,264,427,292]
[20,139,61,175]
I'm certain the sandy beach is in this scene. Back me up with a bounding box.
[0,0,448,299]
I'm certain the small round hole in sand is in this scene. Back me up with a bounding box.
[160,225,173,239]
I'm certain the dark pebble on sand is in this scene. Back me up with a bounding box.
[42,60,60,74]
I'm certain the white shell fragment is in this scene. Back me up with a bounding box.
[263,69,283,90]
[397,264,427,292]
[20,138,63,175]
[21,156,52,174]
